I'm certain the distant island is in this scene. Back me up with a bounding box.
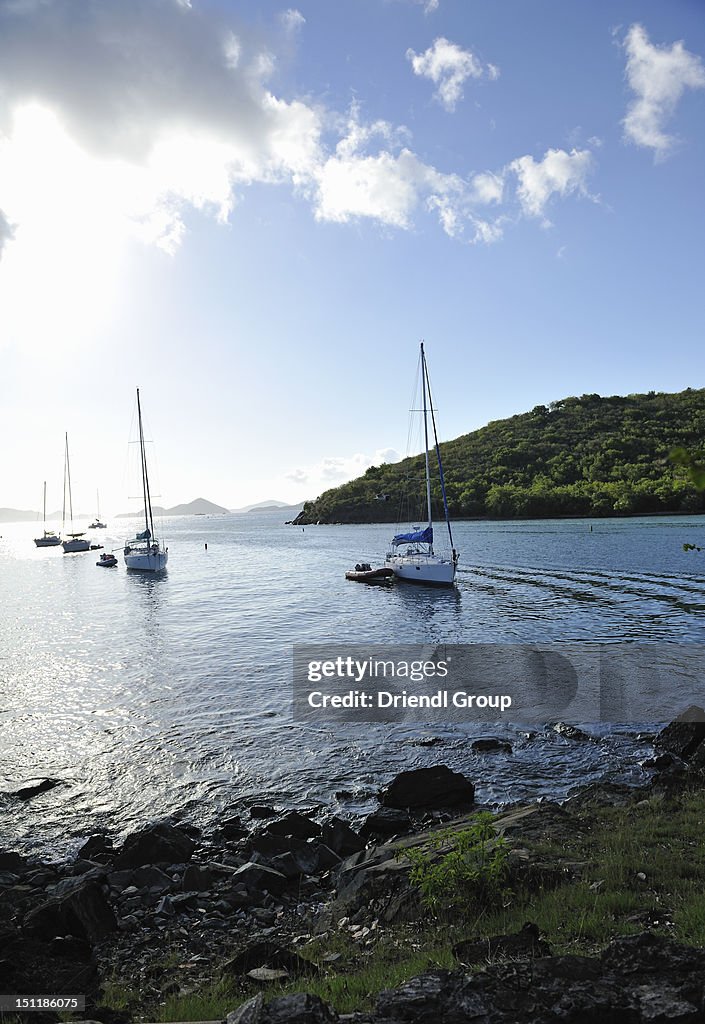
[230,499,303,513]
[0,507,44,523]
[115,497,229,518]
[294,388,705,525]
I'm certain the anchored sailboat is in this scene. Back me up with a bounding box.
[385,342,458,586]
[123,388,168,572]
[62,434,90,553]
[90,491,107,529]
[34,481,61,547]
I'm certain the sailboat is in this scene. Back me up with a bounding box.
[61,434,91,553]
[34,481,62,547]
[123,388,168,572]
[89,491,107,529]
[384,342,458,586]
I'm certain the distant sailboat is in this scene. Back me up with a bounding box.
[384,342,458,586]
[34,481,62,547]
[123,388,168,572]
[90,490,107,529]
[61,434,90,553]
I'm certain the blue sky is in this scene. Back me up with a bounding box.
[0,0,703,513]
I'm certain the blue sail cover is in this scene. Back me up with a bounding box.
[136,528,151,540]
[392,525,433,547]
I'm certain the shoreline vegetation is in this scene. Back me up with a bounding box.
[3,713,705,1023]
[293,388,705,526]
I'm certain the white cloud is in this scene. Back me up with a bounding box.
[0,209,14,258]
[623,23,705,157]
[0,0,603,331]
[313,105,468,234]
[406,37,498,111]
[470,171,504,205]
[509,148,593,219]
[286,448,401,492]
[281,8,305,33]
[285,468,309,484]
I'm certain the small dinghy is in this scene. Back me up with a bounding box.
[97,553,118,567]
[345,563,395,583]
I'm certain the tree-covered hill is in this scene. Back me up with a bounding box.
[294,389,705,524]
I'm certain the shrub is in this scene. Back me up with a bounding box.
[403,813,510,917]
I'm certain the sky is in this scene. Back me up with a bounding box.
[0,0,703,515]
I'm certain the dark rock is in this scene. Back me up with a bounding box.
[226,994,264,1024]
[225,941,318,977]
[231,862,288,895]
[656,708,705,760]
[471,737,513,753]
[0,934,99,1003]
[224,882,253,908]
[266,812,322,840]
[272,841,339,876]
[643,753,679,770]
[250,805,277,819]
[77,834,114,862]
[552,722,591,741]
[12,778,60,801]
[48,935,92,961]
[263,993,335,1023]
[114,822,195,868]
[154,895,174,916]
[359,807,413,840]
[453,921,552,962]
[248,834,298,860]
[565,782,644,810]
[412,736,445,747]
[23,879,117,943]
[380,765,474,810]
[132,865,174,891]
[320,817,365,857]
[0,850,28,872]
[182,863,214,891]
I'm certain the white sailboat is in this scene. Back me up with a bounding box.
[89,491,107,529]
[123,388,168,572]
[62,434,91,553]
[34,481,62,547]
[385,342,458,586]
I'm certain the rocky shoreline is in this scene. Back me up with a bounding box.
[3,712,705,1023]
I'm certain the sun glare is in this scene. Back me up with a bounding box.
[0,105,132,353]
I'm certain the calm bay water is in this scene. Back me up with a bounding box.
[2,511,705,856]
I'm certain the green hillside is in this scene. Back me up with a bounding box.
[294,388,705,524]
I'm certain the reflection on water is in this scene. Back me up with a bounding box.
[1,512,705,855]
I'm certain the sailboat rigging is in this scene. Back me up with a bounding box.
[123,388,168,572]
[33,481,61,547]
[90,490,106,529]
[62,434,90,553]
[384,342,458,586]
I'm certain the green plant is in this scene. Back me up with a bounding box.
[402,813,511,917]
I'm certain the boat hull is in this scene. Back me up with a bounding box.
[385,554,456,586]
[34,536,62,547]
[345,567,395,583]
[62,538,91,553]
[124,547,168,572]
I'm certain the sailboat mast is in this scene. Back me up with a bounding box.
[43,481,47,527]
[426,372,455,552]
[136,388,155,540]
[62,435,67,532]
[420,342,433,547]
[65,433,75,526]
